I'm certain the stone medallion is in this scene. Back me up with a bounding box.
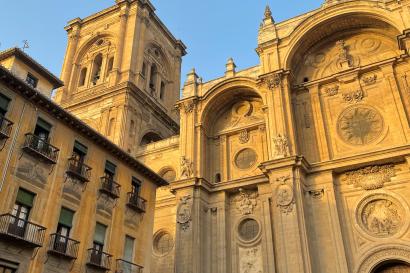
[357,194,404,238]
[337,105,383,145]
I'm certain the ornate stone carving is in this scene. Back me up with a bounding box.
[356,246,410,273]
[341,164,395,190]
[342,89,364,103]
[276,176,295,214]
[239,246,263,273]
[325,85,339,96]
[184,101,196,113]
[260,73,281,90]
[362,74,377,85]
[239,129,250,144]
[180,156,193,179]
[357,194,404,238]
[273,134,290,158]
[177,195,192,231]
[337,105,384,145]
[233,189,258,215]
[309,189,324,200]
[336,39,354,69]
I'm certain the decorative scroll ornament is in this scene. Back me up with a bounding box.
[260,73,281,90]
[276,176,295,214]
[342,89,364,103]
[233,189,258,215]
[180,156,193,179]
[357,194,404,238]
[341,164,395,190]
[273,134,290,159]
[362,74,377,85]
[239,246,263,273]
[325,85,339,96]
[239,129,250,144]
[184,101,195,113]
[177,195,192,231]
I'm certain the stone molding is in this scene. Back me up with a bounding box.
[341,164,395,190]
[355,245,410,273]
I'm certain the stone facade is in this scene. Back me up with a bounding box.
[135,1,410,273]
[53,0,410,272]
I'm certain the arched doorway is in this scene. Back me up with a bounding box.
[373,261,410,273]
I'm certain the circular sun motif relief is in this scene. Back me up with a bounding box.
[357,195,404,238]
[337,106,383,145]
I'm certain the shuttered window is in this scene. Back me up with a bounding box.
[16,188,35,208]
[59,208,74,228]
[36,118,52,132]
[105,161,116,175]
[124,236,134,262]
[74,141,88,155]
[94,223,107,244]
[0,93,10,116]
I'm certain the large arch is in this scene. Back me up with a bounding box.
[73,32,117,65]
[355,245,410,273]
[283,3,403,72]
[200,77,264,132]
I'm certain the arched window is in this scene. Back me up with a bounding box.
[92,53,103,85]
[149,64,157,94]
[78,67,87,87]
[142,62,147,77]
[140,132,162,145]
[160,81,165,100]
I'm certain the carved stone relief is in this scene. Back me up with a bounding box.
[337,105,384,145]
[276,176,295,214]
[239,246,263,273]
[232,189,258,215]
[341,164,395,190]
[180,156,193,179]
[260,73,281,90]
[273,134,290,159]
[214,99,264,133]
[342,89,364,104]
[177,195,192,231]
[239,129,250,144]
[325,85,339,96]
[357,194,404,238]
[362,74,377,85]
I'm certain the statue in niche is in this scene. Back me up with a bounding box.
[336,39,354,69]
[180,156,193,179]
[273,134,290,158]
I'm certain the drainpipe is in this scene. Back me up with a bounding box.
[0,101,28,191]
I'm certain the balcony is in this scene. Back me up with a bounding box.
[0,115,13,140]
[47,233,80,259]
[99,177,121,199]
[126,193,146,213]
[116,259,143,273]
[66,158,92,183]
[0,213,46,248]
[22,133,59,164]
[86,248,112,271]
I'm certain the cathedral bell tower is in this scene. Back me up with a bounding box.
[54,0,186,154]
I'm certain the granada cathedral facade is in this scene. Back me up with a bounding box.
[53,0,410,272]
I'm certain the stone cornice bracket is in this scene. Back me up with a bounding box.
[398,29,410,55]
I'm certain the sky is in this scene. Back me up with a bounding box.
[0,0,321,83]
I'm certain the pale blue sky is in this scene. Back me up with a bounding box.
[0,1,321,83]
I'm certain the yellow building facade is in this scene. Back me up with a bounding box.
[0,48,167,273]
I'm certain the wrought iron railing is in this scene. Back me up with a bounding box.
[116,259,143,273]
[48,233,80,259]
[126,193,146,213]
[22,133,59,164]
[0,115,13,139]
[100,177,121,199]
[0,213,46,247]
[66,157,92,182]
[86,248,112,270]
